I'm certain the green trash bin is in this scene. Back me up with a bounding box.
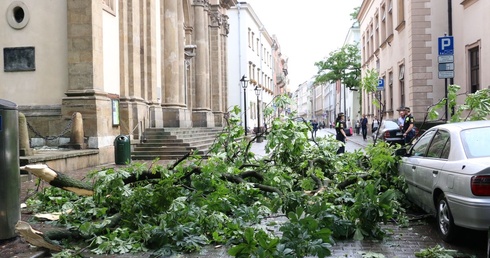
[114,135,131,165]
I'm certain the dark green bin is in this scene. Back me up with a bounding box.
[114,135,131,165]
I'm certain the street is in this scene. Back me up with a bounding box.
[248,128,488,258]
[6,128,488,258]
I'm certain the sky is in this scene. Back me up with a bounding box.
[245,0,362,91]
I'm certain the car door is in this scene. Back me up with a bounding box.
[400,129,447,213]
[418,130,451,203]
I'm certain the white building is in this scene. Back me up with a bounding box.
[343,22,361,125]
[227,2,275,133]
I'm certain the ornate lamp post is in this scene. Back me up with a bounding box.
[240,75,249,135]
[254,85,262,142]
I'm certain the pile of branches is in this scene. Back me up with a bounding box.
[19,100,407,258]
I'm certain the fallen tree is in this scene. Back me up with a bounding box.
[19,101,406,258]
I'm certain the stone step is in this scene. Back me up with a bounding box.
[131,127,221,160]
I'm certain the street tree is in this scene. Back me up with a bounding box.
[313,43,361,91]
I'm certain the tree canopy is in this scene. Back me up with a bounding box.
[313,44,361,90]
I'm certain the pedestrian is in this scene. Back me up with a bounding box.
[402,107,415,144]
[372,116,380,133]
[397,107,405,130]
[335,113,348,154]
[311,119,319,138]
[360,114,368,141]
[355,120,360,135]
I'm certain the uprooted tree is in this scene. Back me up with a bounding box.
[19,94,408,258]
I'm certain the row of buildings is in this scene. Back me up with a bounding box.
[0,0,289,164]
[295,0,489,129]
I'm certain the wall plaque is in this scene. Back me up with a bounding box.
[3,47,35,72]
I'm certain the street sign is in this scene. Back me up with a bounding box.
[438,55,454,63]
[438,36,454,55]
[438,63,454,71]
[377,78,384,91]
[438,36,454,79]
[439,71,454,79]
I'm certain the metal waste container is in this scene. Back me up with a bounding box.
[114,135,131,165]
[0,99,20,240]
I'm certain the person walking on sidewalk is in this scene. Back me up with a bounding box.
[372,116,379,133]
[335,113,348,154]
[360,114,368,141]
[311,119,319,139]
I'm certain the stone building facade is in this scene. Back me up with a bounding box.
[359,0,490,122]
[0,0,236,164]
[358,0,447,121]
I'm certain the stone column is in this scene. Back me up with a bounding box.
[63,0,115,163]
[192,0,214,127]
[160,0,191,127]
[162,0,180,107]
[148,0,163,128]
[209,6,223,126]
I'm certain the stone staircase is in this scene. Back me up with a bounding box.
[131,127,223,160]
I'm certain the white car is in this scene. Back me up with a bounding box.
[396,120,490,242]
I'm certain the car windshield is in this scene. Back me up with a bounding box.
[381,121,399,130]
[461,127,490,158]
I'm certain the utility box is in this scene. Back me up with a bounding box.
[0,99,20,240]
[114,135,131,165]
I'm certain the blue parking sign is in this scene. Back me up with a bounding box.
[377,78,384,91]
[438,36,454,55]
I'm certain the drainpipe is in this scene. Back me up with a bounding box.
[448,0,454,117]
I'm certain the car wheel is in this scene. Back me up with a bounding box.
[436,194,458,242]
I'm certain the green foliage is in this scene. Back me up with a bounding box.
[314,44,361,90]
[26,94,409,256]
[428,84,490,122]
[360,69,379,93]
[415,245,476,258]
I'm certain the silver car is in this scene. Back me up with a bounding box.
[397,120,490,242]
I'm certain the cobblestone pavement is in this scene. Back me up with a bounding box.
[4,128,488,257]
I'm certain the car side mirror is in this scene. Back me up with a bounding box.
[395,148,407,156]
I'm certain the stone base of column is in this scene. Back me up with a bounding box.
[149,105,163,128]
[192,111,215,127]
[62,96,117,149]
[213,111,224,127]
[162,108,192,128]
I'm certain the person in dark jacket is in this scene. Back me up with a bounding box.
[335,113,348,154]
[360,114,368,141]
[402,107,415,144]
[311,120,319,138]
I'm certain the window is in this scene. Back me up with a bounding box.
[469,46,479,93]
[411,130,436,157]
[397,0,405,27]
[381,5,386,42]
[387,0,393,35]
[426,130,450,159]
[399,65,405,107]
[248,29,251,48]
[388,71,393,111]
[251,32,255,50]
[102,0,115,14]
[461,127,490,158]
[375,15,379,48]
[256,39,259,56]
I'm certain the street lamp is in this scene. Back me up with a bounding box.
[240,75,249,135]
[254,85,262,142]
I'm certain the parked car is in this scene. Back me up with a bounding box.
[372,120,405,145]
[396,120,490,242]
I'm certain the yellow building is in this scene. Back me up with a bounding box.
[0,0,236,164]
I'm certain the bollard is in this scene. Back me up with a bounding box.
[0,99,20,240]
